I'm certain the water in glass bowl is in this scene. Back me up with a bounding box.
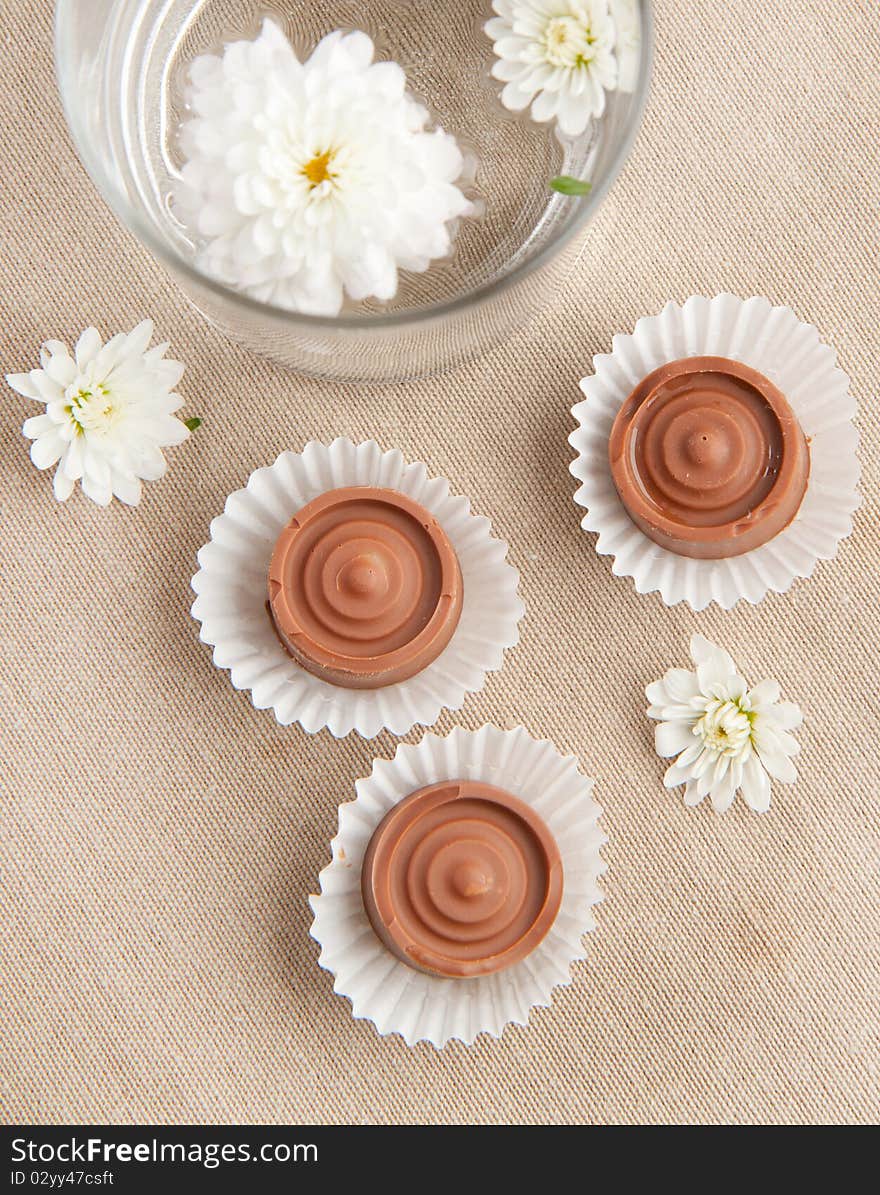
[61,0,646,376]
[159,0,629,316]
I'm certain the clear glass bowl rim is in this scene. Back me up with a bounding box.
[54,0,653,333]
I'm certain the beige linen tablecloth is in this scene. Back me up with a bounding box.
[2,0,878,1125]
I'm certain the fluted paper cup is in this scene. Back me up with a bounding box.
[309,725,605,1047]
[191,439,524,738]
[569,294,860,609]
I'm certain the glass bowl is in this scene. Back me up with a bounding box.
[55,1,652,381]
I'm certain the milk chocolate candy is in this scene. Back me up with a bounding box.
[268,487,463,689]
[361,780,563,978]
[608,356,810,559]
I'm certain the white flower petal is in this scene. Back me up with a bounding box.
[91,332,130,375]
[75,327,102,369]
[720,673,747,701]
[748,678,781,708]
[80,471,113,507]
[62,436,84,481]
[492,60,526,89]
[340,30,375,72]
[495,35,532,60]
[157,360,186,390]
[369,61,406,100]
[753,732,798,783]
[769,701,804,731]
[696,769,715,798]
[501,79,535,110]
[709,773,737,812]
[531,88,560,123]
[662,743,702,790]
[661,667,701,704]
[492,57,527,83]
[120,320,155,361]
[53,467,75,502]
[691,748,717,780]
[655,720,696,758]
[683,780,704,807]
[556,92,592,137]
[29,370,63,404]
[40,340,67,364]
[111,471,143,507]
[649,700,702,722]
[30,432,66,470]
[82,445,111,488]
[22,414,55,439]
[136,446,168,482]
[691,633,737,690]
[728,758,744,793]
[676,741,703,769]
[741,755,771,812]
[6,372,42,399]
[43,349,78,388]
[47,399,71,425]
[157,417,190,447]
[690,634,732,669]
[711,752,731,785]
[485,17,511,41]
[758,724,800,758]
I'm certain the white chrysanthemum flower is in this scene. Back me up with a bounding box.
[647,636,803,814]
[175,20,475,317]
[6,322,189,507]
[485,0,618,137]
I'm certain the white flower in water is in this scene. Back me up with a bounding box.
[7,322,189,506]
[647,636,803,813]
[485,0,618,137]
[176,20,474,317]
[609,0,641,93]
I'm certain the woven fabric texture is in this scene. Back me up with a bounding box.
[2,0,878,1125]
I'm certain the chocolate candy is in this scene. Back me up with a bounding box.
[608,356,810,559]
[361,780,563,978]
[269,487,463,689]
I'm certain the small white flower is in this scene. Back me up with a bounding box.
[647,635,803,814]
[7,321,189,507]
[485,0,618,137]
[175,20,474,317]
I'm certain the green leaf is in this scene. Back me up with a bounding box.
[184,417,203,432]
[550,175,593,196]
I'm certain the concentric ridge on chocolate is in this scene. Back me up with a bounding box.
[361,780,564,978]
[268,486,463,689]
[608,356,810,559]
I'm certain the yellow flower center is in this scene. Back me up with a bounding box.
[695,699,752,757]
[68,385,119,434]
[302,150,335,189]
[543,16,595,69]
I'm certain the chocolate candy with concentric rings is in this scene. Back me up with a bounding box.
[361,780,563,978]
[608,357,810,559]
[268,486,463,688]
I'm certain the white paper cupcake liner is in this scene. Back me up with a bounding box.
[569,294,860,609]
[309,725,605,1047]
[191,439,524,738]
